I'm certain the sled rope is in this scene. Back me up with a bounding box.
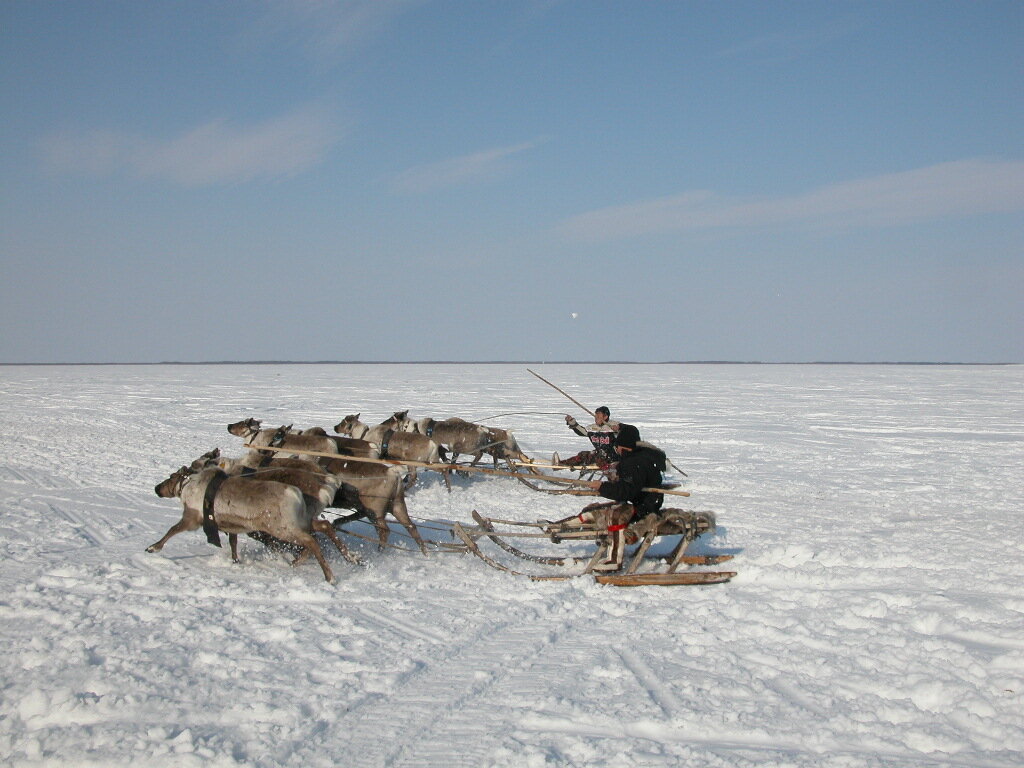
[243,444,691,497]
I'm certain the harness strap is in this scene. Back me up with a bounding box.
[424,419,436,438]
[240,466,256,477]
[379,428,394,459]
[202,470,229,547]
[258,451,275,467]
[269,426,288,447]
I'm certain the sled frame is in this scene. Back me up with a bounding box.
[455,508,735,585]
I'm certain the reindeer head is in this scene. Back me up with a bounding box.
[334,414,360,435]
[388,410,410,427]
[189,448,220,471]
[227,418,261,438]
[154,465,195,498]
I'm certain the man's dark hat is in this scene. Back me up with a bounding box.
[615,423,640,450]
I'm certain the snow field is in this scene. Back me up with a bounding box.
[0,363,1021,767]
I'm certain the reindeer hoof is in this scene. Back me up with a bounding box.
[145,545,159,553]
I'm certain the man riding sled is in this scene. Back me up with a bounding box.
[561,423,666,571]
[554,405,619,468]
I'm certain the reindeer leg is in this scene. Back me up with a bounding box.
[390,495,429,556]
[229,533,240,562]
[293,532,334,583]
[451,452,470,479]
[372,512,390,550]
[313,519,362,565]
[146,518,197,553]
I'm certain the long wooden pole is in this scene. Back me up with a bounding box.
[511,459,602,471]
[242,443,690,497]
[527,368,594,417]
[529,368,689,478]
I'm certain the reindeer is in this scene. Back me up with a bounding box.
[333,414,449,490]
[394,412,494,466]
[149,466,359,582]
[192,451,420,555]
[190,450,349,511]
[204,452,369,518]
[320,456,430,555]
[300,427,379,458]
[227,418,366,466]
[478,426,531,468]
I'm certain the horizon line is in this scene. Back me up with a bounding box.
[1,360,1018,367]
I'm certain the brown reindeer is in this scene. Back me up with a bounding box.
[478,426,531,468]
[300,427,379,458]
[149,466,358,582]
[320,456,430,555]
[395,412,494,465]
[206,449,428,555]
[192,451,344,509]
[333,414,450,490]
[228,418,372,466]
[205,452,368,519]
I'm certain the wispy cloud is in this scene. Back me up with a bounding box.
[391,140,543,194]
[717,15,866,63]
[557,159,1024,242]
[245,0,421,64]
[38,108,339,186]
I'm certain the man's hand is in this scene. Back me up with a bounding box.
[565,415,577,426]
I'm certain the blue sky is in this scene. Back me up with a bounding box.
[1,0,1021,363]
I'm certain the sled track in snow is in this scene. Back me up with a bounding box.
[334,597,594,767]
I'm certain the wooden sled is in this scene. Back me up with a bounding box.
[454,508,735,586]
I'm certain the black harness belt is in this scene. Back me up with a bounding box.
[379,428,395,459]
[202,470,229,547]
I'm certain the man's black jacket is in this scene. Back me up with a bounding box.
[597,446,665,518]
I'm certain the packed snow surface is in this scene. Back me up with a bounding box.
[1,363,1022,767]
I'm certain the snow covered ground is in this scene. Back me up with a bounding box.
[1,363,1021,767]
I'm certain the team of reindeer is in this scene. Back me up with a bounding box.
[147,412,530,582]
